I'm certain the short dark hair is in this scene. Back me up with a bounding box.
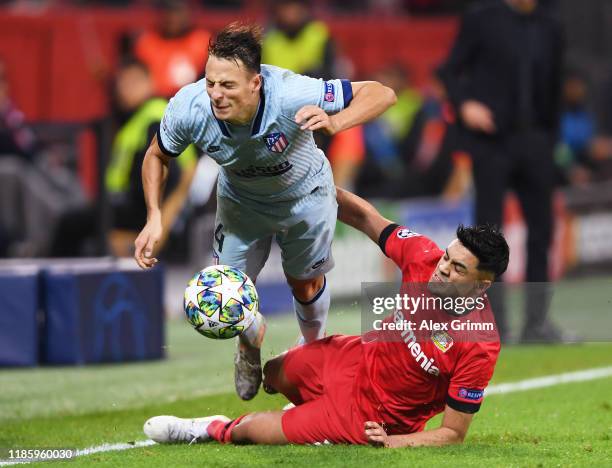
[117,58,149,75]
[456,224,509,278]
[208,22,262,74]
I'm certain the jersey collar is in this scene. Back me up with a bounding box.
[211,103,231,137]
[250,78,266,136]
[210,78,266,138]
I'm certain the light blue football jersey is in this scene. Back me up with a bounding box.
[157,64,352,212]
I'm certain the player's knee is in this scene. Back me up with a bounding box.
[263,355,283,387]
[288,276,324,303]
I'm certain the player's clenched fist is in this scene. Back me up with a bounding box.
[364,421,389,447]
[295,105,339,135]
[134,215,162,269]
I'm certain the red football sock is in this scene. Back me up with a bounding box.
[207,414,248,444]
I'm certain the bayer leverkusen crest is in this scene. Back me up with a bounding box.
[264,132,289,153]
[431,330,454,353]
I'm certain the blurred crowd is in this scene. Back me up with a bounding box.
[2,0,479,15]
[1,0,612,262]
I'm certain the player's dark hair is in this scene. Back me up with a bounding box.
[117,58,150,75]
[456,224,509,278]
[208,22,262,74]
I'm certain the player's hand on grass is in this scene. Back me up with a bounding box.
[134,214,162,269]
[364,421,389,448]
[295,105,339,135]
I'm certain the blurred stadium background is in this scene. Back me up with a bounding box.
[0,0,611,465]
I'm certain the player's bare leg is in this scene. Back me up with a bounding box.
[228,412,288,444]
[286,274,329,344]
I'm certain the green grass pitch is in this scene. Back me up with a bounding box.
[1,277,611,466]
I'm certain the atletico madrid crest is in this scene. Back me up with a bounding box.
[264,132,289,153]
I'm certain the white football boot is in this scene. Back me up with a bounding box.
[143,415,230,444]
[234,312,266,400]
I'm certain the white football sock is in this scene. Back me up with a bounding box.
[293,277,330,343]
[240,311,266,350]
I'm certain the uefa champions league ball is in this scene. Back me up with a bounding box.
[184,265,259,339]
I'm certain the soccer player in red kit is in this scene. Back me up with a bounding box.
[143,188,509,447]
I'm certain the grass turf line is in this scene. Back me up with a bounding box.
[4,377,609,467]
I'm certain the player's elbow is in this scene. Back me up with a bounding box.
[447,427,467,444]
[369,81,396,109]
[383,85,397,108]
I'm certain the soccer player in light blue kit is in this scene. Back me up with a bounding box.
[134,23,396,400]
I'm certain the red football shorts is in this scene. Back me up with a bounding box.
[280,335,369,445]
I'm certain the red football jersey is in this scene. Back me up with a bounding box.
[355,224,500,435]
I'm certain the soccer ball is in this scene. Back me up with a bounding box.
[184,265,259,339]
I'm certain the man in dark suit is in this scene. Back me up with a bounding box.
[438,0,566,342]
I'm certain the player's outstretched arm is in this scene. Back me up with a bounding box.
[334,81,397,132]
[365,406,473,448]
[295,81,396,135]
[337,187,394,244]
[134,134,173,269]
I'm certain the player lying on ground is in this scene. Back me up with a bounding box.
[133,22,396,400]
[144,189,510,447]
